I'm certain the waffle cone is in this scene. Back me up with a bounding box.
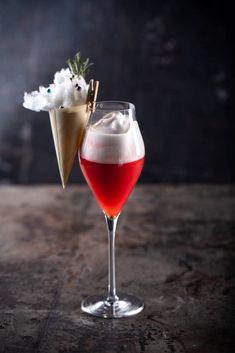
[49,105,89,188]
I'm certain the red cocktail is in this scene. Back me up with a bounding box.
[79,101,145,318]
[80,157,144,217]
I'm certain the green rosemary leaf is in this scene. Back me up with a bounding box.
[67,52,93,78]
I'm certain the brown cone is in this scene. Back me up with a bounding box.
[49,105,89,188]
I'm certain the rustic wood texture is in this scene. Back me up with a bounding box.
[0,185,234,353]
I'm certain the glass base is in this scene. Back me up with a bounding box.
[81,293,144,318]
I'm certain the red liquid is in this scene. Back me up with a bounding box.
[80,157,144,217]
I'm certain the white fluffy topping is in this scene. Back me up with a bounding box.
[81,112,145,164]
[91,112,130,134]
[23,68,88,112]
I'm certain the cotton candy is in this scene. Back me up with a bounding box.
[23,68,88,111]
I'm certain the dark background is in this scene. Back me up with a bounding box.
[0,0,234,185]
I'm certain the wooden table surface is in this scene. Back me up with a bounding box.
[0,185,234,353]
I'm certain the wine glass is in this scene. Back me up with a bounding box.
[79,101,145,318]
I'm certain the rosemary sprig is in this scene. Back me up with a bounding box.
[67,52,93,79]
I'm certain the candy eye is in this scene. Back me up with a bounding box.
[75,84,81,91]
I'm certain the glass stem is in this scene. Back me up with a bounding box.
[105,213,120,303]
